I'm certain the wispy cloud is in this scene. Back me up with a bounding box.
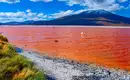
[30,0,53,2]
[50,10,74,18]
[0,0,20,4]
[74,9,87,14]
[0,0,53,3]
[0,9,87,23]
[0,9,48,23]
[57,0,129,11]
[118,0,128,3]
[48,9,87,19]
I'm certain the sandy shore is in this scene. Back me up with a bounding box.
[18,50,130,80]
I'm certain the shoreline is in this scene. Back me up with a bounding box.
[18,49,130,80]
[0,25,130,28]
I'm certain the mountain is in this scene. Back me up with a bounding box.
[2,10,130,26]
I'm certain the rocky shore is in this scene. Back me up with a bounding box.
[19,50,130,80]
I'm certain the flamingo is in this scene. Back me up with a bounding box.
[81,32,86,38]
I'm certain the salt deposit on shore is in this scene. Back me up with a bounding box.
[19,50,130,80]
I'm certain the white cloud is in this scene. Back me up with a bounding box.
[0,9,88,23]
[73,9,87,14]
[57,0,127,11]
[0,9,48,23]
[58,0,83,6]
[26,9,31,13]
[49,9,88,19]
[118,0,128,3]
[30,0,53,2]
[51,10,74,18]
[0,0,20,3]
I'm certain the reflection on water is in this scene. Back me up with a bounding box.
[1,26,130,70]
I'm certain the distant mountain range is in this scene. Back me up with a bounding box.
[1,10,130,26]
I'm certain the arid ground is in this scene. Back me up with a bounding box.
[1,26,130,70]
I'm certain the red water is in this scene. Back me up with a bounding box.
[1,26,130,70]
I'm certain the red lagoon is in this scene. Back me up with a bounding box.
[1,26,130,70]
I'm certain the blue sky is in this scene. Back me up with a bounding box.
[0,0,129,22]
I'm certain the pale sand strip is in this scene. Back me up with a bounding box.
[19,50,130,80]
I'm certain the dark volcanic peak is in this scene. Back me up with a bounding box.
[79,9,114,18]
[1,10,130,26]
